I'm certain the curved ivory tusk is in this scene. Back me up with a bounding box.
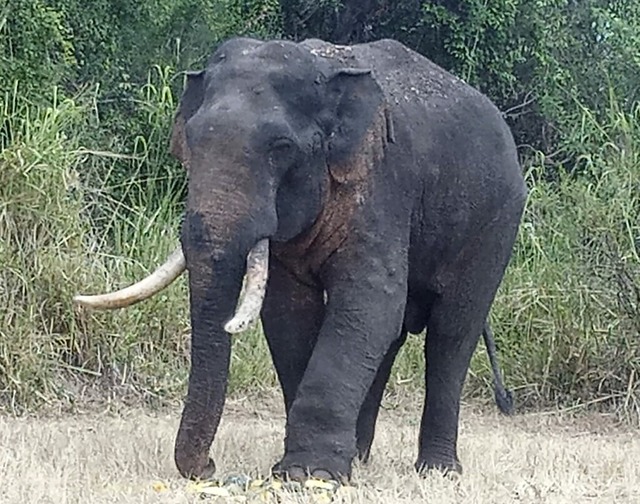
[224,239,269,334]
[73,247,186,309]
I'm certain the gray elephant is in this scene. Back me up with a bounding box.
[75,37,526,482]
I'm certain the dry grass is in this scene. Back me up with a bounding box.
[1,393,638,504]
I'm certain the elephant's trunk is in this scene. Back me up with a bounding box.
[173,194,273,479]
[172,240,239,477]
[173,241,241,478]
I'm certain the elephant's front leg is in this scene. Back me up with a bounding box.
[274,246,408,481]
[261,257,325,414]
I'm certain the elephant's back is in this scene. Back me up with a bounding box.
[301,38,483,108]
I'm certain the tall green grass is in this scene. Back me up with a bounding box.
[491,96,640,419]
[0,79,185,412]
[1,73,638,421]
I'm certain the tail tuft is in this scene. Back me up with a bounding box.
[494,388,515,416]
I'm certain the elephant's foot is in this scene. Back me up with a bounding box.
[272,454,351,484]
[175,452,216,481]
[414,455,462,478]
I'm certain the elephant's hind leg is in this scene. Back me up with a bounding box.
[356,329,407,462]
[416,196,524,475]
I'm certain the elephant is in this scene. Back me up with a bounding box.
[74,37,526,482]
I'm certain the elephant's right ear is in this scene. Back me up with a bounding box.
[170,70,206,167]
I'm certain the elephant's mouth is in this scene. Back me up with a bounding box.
[73,239,270,334]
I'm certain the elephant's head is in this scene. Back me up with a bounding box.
[73,37,389,479]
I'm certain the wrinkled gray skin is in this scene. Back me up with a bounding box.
[171,37,526,482]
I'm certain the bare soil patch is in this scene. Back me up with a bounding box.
[1,394,638,503]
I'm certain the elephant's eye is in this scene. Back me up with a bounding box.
[268,137,297,168]
[271,137,294,152]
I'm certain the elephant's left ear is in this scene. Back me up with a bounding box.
[322,67,392,183]
[170,69,206,168]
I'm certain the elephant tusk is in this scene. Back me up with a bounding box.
[74,240,268,333]
[73,247,186,309]
[224,239,269,334]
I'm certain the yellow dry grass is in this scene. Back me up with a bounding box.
[1,394,638,504]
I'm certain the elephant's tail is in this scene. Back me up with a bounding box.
[482,322,515,415]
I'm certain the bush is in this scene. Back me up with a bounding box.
[492,96,640,417]
[0,86,179,411]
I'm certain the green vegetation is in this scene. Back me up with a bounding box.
[474,97,640,417]
[1,1,638,419]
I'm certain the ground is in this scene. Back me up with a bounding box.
[2,392,638,504]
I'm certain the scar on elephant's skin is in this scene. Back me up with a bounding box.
[272,105,392,283]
